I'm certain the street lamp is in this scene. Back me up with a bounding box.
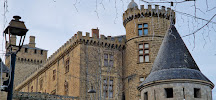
[2,15,28,100]
[88,85,96,93]
[4,16,28,52]
[88,85,96,100]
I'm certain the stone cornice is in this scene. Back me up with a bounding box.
[15,31,126,91]
[137,79,215,91]
[123,5,176,27]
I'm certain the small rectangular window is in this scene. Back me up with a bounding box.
[140,77,145,82]
[25,48,28,53]
[194,88,201,98]
[144,92,148,100]
[41,50,43,55]
[34,49,37,54]
[165,88,173,98]
[138,23,148,36]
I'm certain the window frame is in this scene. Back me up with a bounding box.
[34,49,37,54]
[138,43,150,63]
[64,81,69,95]
[103,53,114,67]
[103,78,114,98]
[53,69,56,81]
[65,58,70,73]
[138,23,148,36]
[39,78,43,90]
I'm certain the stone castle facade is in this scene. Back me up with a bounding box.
[2,1,214,100]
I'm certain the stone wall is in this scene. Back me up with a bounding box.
[123,5,171,100]
[141,82,213,100]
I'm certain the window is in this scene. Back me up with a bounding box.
[39,78,43,90]
[31,86,33,92]
[65,58,70,73]
[194,88,201,98]
[53,69,56,81]
[139,77,145,82]
[34,49,37,54]
[41,50,43,55]
[25,48,28,53]
[144,92,148,100]
[104,53,114,67]
[165,88,173,98]
[103,78,114,98]
[64,81,69,95]
[139,43,150,63]
[138,23,148,36]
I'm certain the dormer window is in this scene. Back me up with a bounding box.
[138,23,148,36]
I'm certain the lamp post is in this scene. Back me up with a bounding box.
[88,85,96,100]
[3,16,28,100]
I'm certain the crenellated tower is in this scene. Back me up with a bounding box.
[123,1,175,100]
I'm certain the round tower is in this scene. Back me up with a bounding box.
[123,1,175,100]
[138,25,214,100]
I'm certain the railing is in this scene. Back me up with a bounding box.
[13,92,79,100]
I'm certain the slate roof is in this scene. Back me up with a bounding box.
[127,0,138,9]
[22,45,47,51]
[139,25,213,88]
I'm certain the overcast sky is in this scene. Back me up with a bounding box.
[0,0,215,99]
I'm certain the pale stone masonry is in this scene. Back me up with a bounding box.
[2,1,213,100]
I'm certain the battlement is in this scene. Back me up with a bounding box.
[123,5,175,27]
[45,31,126,67]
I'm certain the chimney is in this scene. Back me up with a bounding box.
[29,36,35,48]
[10,35,16,46]
[91,28,99,38]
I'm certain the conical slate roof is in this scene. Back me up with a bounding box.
[139,25,212,88]
[127,0,138,9]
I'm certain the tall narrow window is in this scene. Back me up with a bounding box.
[165,88,173,98]
[139,43,150,63]
[41,50,43,55]
[144,92,148,100]
[104,53,114,67]
[194,88,201,98]
[64,81,69,95]
[65,58,70,73]
[138,23,148,36]
[31,86,33,92]
[103,78,114,98]
[39,78,43,90]
[34,49,37,54]
[53,69,56,81]
[25,48,28,53]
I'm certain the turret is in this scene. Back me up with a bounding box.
[123,1,176,100]
[138,25,214,100]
